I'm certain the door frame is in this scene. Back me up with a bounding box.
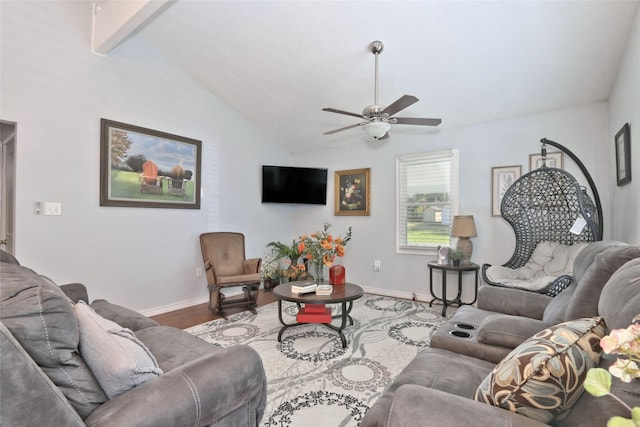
[1,120,17,254]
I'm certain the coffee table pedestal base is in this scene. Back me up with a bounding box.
[277,300,355,348]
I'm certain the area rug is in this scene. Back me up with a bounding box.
[185,294,453,427]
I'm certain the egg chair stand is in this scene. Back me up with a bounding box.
[481,138,602,294]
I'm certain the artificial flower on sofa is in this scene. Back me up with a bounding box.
[585,313,640,426]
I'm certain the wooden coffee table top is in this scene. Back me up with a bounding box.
[273,281,364,305]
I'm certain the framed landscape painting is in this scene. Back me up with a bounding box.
[100,119,202,208]
[491,165,521,216]
[335,168,370,216]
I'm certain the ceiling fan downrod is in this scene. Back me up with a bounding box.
[370,41,383,107]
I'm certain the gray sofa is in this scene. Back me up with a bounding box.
[362,243,640,427]
[0,251,267,427]
[431,240,640,363]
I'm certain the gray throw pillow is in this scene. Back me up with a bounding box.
[75,301,163,399]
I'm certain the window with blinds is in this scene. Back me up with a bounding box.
[396,149,459,253]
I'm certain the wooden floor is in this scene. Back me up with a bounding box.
[150,289,277,329]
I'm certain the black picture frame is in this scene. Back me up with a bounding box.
[615,123,631,186]
[100,118,202,208]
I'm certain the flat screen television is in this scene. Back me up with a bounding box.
[262,165,328,205]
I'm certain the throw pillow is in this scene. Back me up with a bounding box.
[474,317,605,424]
[75,301,163,399]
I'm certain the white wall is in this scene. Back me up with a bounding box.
[1,1,636,313]
[1,1,294,312]
[609,4,640,243]
[293,103,611,301]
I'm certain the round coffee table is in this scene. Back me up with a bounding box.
[273,281,364,348]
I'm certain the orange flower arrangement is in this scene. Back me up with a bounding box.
[297,223,352,268]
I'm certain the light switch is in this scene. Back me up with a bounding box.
[44,202,62,216]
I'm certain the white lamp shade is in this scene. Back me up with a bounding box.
[363,121,390,138]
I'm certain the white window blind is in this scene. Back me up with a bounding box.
[396,149,459,253]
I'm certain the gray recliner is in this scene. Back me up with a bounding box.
[0,252,267,426]
[362,255,640,427]
[431,240,640,363]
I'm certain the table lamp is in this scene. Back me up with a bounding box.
[451,215,477,265]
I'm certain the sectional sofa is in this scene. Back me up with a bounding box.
[0,250,267,426]
[362,241,640,427]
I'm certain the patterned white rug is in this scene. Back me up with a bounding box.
[185,294,452,427]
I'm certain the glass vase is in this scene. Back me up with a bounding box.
[313,262,326,284]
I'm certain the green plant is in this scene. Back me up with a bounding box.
[584,314,640,427]
[449,249,464,260]
[266,240,301,262]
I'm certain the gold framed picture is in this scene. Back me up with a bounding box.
[335,168,370,216]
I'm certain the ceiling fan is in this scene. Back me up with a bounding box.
[323,41,442,140]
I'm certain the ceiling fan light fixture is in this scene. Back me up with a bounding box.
[322,40,441,139]
[363,121,390,139]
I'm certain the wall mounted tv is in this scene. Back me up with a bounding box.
[262,165,328,205]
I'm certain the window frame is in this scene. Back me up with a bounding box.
[396,149,459,255]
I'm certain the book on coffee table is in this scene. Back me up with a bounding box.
[291,283,317,294]
[315,284,333,296]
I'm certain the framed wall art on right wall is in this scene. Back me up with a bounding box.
[615,122,631,186]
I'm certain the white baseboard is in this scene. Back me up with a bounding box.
[140,296,209,317]
[142,286,430,317]
[140,286,255,317]
[361,286,432,303]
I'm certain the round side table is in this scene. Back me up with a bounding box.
[427,262,479,316]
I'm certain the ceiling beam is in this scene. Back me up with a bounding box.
[92,0,172,55]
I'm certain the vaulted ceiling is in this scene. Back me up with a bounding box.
[110,0,639,153]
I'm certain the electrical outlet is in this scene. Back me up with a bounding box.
[374,260,381,271]
[44,202,62,216]
[196,267,203,278]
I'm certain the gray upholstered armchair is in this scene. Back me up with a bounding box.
[199,232,262,317]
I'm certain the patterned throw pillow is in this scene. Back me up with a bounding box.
[474,317,605,424]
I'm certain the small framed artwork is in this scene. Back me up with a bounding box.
[335,168,370,216]
[529,151,563,171]
[100,118,202,208]
[491,165,521,216]
[615,123,631,186]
